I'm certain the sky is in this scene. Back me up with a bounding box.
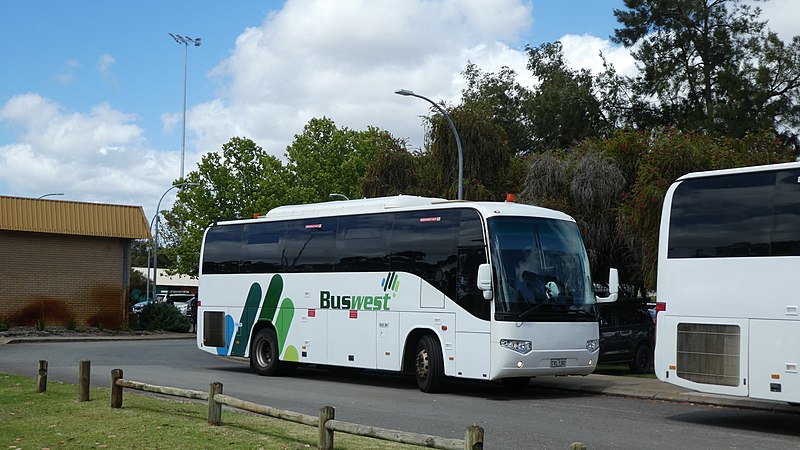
[2,0,799,221]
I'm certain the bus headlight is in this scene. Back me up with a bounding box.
[500,339,532,355]
[586,339,599,353]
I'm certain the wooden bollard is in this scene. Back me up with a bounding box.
[111,369,123,408]
[464,425,484,450]
[318,405,335,450]
[78,360,90,402]
[36,360,48,393]
[208,382,223,425]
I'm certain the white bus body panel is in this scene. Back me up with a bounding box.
[749,319,800,402]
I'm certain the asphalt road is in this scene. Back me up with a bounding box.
[2,339,799,449]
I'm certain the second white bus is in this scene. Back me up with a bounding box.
[655,162,800,404]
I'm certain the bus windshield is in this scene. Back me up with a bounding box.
[488,216,595,321]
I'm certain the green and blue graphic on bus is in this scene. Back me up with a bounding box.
[217,273,399,356]
[217,274,296,359]
[319,273,399,310]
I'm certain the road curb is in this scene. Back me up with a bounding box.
[0,334,195,345]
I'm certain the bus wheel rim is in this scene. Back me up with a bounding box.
[416,348,429,380]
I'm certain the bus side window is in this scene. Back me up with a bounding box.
[457,209,489,320]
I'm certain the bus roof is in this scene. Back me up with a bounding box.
[213,195,575,225]
[677,160,800,181]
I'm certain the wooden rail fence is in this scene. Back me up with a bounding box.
[109,368,483,450]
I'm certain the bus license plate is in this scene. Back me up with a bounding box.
[550,358,566,368]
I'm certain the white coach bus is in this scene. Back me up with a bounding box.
[655,162,800,404]
[197,195,617,392]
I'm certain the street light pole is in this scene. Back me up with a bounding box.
[395,89,463,200]
[169,33,202,180]
[37,193,64,199]
[151,182,199,303]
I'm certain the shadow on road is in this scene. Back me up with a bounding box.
[206,359,590,402]
[668,408,800,438]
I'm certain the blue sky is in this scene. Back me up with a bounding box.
[1,0,796,219]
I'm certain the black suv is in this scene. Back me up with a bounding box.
[597,301,655,373]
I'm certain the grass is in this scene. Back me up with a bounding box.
[0,372,418,450]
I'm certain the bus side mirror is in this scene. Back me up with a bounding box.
[596,268,619,303]
[477,263,493,300]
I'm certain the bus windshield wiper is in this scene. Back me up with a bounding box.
[516,303,546,321]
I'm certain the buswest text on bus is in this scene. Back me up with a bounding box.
[196,195,618,392]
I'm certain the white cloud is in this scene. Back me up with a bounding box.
[0,93,183,218]
[190,0,536,157]
[558,34,637,77]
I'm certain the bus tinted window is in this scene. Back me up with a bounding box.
[668,171,775,258]
[241,222,286,273]
[336,214,392,272]
[202,225,243,274]
[457,209,489,320]
[391,210,459,296]
[284,218,337,272]
[771,169,800,256]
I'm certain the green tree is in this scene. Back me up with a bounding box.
[613,0,800,139]
[359,137,429,198]
[520,149,627,286]
[524,42,613,152]
[286,117,395,202]
[162,137,292,276]
[426,100,513,200]
[461,63,532,154]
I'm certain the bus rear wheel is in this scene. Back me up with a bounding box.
[415,335,445,393]
[250,328,281,376]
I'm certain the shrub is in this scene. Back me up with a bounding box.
[0,317,9,332]
[138,303,190,333]
[66,318,78,331]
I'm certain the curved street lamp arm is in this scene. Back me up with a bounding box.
[394,89,463,200]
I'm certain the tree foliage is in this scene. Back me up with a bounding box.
[286,117,392,202]
[427,100,514,200]
[613,0,800,141]
[524,42,612,151]
[163,120,403,276]
[520,149,627,285]
[162,137,291,276]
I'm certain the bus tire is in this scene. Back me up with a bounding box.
[250,328,281,376]
[501,377,531,391]
[415,335,445,393]
[629,344,652,374]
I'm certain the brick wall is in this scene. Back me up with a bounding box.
[0,230,129,328]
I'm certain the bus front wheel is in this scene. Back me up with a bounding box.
[250,328,280,376]
[415,335,445,393]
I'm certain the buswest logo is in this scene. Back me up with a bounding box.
[319,272,399,311]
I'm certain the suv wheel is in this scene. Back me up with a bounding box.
[629,344,652,374]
